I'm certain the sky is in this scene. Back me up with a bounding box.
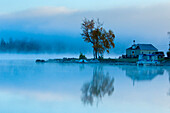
[0,0,169,13]
[0,0,170,55]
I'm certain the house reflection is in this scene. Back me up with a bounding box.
[81,66,114,106]
[165,67,170,83]
[120,66,164,86]
[164,67,170,95]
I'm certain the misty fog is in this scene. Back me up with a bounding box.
[0,3,170,56]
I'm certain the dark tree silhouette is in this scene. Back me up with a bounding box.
[0,38,40,53]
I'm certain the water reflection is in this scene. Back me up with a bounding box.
[164,67,170,95]
[81,66,114,105]
[166,68,170,83]
[120,66,164,86]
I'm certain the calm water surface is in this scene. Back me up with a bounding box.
[0,60,170,113]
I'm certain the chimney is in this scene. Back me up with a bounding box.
[133,40,135,45]
[169,41,170,51]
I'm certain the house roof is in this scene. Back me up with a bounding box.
[127,44,158,51]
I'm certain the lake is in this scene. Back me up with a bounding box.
[0,60,169,113]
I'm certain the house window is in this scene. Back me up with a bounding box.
[132,51,135,55]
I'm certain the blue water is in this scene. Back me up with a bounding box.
[0,60,169,113]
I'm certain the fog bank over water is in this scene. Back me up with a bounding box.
[0,54,82,60]
[0,53,119,60]
[0,3,170,54]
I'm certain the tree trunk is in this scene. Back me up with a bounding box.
[93,48,98,59]
[93,49,95,59]
[95,51,97,59]
[95,49,98,59]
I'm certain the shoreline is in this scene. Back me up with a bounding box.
[35,58,170,66]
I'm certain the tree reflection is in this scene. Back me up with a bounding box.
[81,66,114,105]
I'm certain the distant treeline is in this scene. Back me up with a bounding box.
[0,38,41,53]
[0,38,90,53]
